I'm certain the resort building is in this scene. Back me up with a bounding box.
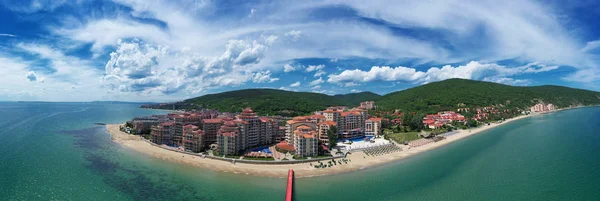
[338,109,368,139]
[259,117,280,146]
[237,108,261,148]
[317,120,337,143]
[285,117,317,145]
[202,118,223,147]
[275,126,286,142]
[217,121,241,156]
[327,106,348,111]
[182,125,205,153]
[359,101,376,110]
[305,114,326,124]
[530,103,556,113]
[365,117,382,136]
[173,113,202,147]
[127,115,164,134]
[150,122,176,145]
[293,126,319,157]
[323,109,341,125]
[422,111,465,129]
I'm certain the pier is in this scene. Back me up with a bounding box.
[286,169,294,201]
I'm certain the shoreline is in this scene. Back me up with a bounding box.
[105,107,579,178]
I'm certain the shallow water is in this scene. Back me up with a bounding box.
[1,102,599,200]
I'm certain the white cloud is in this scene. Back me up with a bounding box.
[53,19,171,56]
[290,81,301,87]
[314,70,326,77]
[311,85,321,89]
[483,77,532,86]
[581,40,600,53]
[249,8,257,18]
[306,64,325,72]
[284,64,297,73]
[0,33,17,37]
[351,89,361,93]
[344,82,359,87]
[284,30,302,40]
[328,61,560,85]
[103,38,275,95]
[309,77,324,86]
[278,86,297,91]
[252,71,279,83]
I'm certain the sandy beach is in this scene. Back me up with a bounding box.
[105,110,556,178]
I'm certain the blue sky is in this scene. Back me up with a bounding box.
[1,0,600,102]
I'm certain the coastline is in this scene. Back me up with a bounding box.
[105,107,575,178]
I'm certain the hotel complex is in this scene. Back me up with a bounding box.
[128,101,381,157]
[126,100,556,158]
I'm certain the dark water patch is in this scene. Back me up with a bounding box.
[63,126,211,201]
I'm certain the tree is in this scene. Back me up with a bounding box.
[409,114,425,131]
[402,112,413,127]
[467,119,478,128]
[327,126,338,150]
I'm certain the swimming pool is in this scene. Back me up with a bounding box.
[345,136,374,143]
[251,146,272,154]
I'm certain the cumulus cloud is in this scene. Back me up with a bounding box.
[103,38,274,95]
[252,71,279,83]
[328,61,560,85]
[309,77,324,86]
[290,81,301,87]
[314,70,326,77]
[284,64,297,73]
[284,30,302,40]
[351,89,361,93]
[306,64,325,72]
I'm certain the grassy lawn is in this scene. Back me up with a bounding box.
[244,157,275,161]
[386,132,421,143]
[225,155,241,159]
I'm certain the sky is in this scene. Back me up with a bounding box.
[1,0,600,102]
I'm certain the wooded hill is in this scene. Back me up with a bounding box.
[143,79,600,116]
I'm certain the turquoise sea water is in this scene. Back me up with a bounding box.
[1,102,599,201]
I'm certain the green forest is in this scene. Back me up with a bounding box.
[143,79,600,116]
[377,79,600,113]
[182,89,381,116]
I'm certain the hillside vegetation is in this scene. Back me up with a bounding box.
[142,79,600,116]
[377,79,600,113]
[183,89,382,116]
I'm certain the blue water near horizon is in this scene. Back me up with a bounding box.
[1,102,600,201]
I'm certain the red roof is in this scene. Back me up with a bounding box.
[234,119,249,124]
[296,125,312,130]
[242,107,254,113]
[203,118,223,124]
[303,134,315,139]
[159,122,175,126]
[220,132,237,137]
[367,117,383,122]
[423,119,435,124]
[319,120,337,126]
[183,124,198,129]
[224,121,237,127]
[308,114,325,119]
[276,141,295,151]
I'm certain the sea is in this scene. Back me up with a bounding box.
[1,102,599,201]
